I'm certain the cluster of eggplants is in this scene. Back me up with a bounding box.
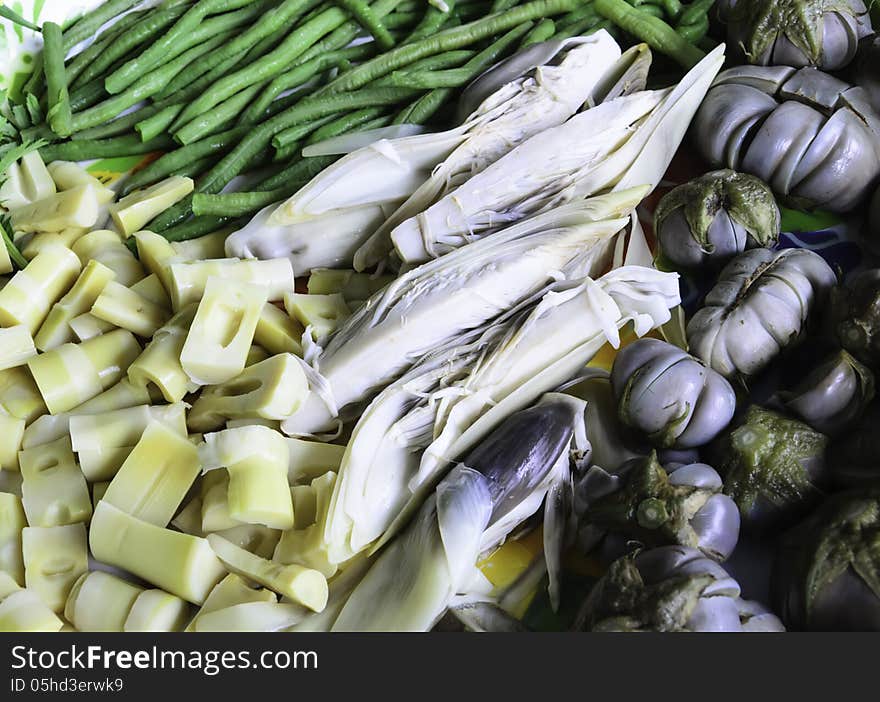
[693,64,880,212]
[708,406,830,533]
[654,170,780,270]
[574,452,740,563]
[574,545,784,632]
[686,248,837,379]
[718,0,873,70]
[853,34,880,112]
[826,402,880,487]
[772,489,880,631]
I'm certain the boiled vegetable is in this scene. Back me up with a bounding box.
[709,406,829,532]
[574,545,785,631]
[693,65,880,212]
[720,0,872,70]
[575,452,741,562]
[772,488,880,630]
[611,338,736,449]
[687,248,837,379]
[829,269,880,370]
[777,350,875,435]
[654,169,780,269]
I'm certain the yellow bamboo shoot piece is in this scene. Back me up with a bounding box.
[185,573,275,632]
[127,304,198,403]
[19,437,92,527]
[0,492,26,585]
[254,303,304,357]
[21,228,90,260]
[22,523,88,613]
[0,242,11,275]
[34,260,116,351]
[0,244,81,333]
[64,570,142,631]
[0,367,47,423]
[124,589,190,632]
[0,586,65,631]
[207,534,327,612]
[193,601,307,632]
[91,280,169,338]
[180,278,267,386]
[110,176,194,237]
[21,379,157,450]
[188,353,308,432]
[10,185,100,233]
[214,523,280,559]
[307,268,394,303]
[0,415,25,471]
[199,426,293,530]
[27,329,142,414]
[171,229,229,260]
[89,500,226,604]
[132,230,178,293]
[69,402,187,452]
[0,326,36,372]
[285,438,346,484]
[273,471,337,578]
[131,273,171,310]
[72,230,145,287]
[0,152,56,210]
[168,257,293,309]
[102,422,200,527]
[68,312,116,341]
[47,161,115,204]
[200,469,240,533]
[284,292,351,340]
[170,494,203,536]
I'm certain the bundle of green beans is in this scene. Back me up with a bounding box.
[3,0,715,242]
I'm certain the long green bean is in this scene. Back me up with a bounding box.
[135,105,186,143]
[72,5,189,90]
[70,32,231,133]
[318,0,580,95]
[521,17,555,45]
[105,0,257,94]
[161,216,238,243]
[336,0,396,49]
[243,44,377,123]
[43,23,73,138]
[122,127,250,195]
[677,0,714,25]
[392,88,453,124]
[271,87,420,149]
[405,0,457,43]
[593,0,704,67]
[174,82,267,145]
[39,134,174,162]
[171,6,355,129]
[71,104,163,141]
[65,9,148,88]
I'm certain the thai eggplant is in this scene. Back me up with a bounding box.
[777,350,875,435]
[574,452,741,562]
[772,489,880,630]
[322,266,681,567]
[610,338,737,449]
[330,394,586,632]
[829,269,880,369]
[693,65,880,212]
[709,406,830,532]
[720,0,873,70]
[687,248,837,379]
[280,190,644,437]
[574,545,785,632]
[653,169,780,269]
[388,46,726,266]
[225,32,628,275]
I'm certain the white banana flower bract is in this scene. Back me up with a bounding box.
[389,45,727,265]
[224,31,625,275]
[330,393,587,632]
[322,264,681,566]
[280,189,647,437]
